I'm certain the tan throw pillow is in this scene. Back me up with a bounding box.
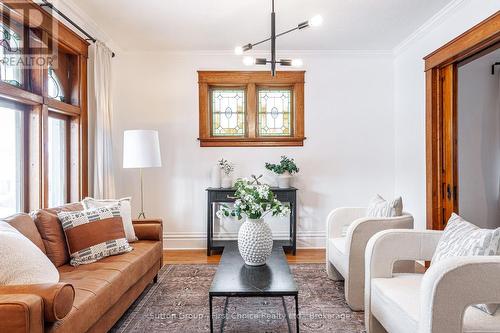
[366,194,403,218]
[31,203,84,267]
[57,205,132,266]
[82,197,137,242]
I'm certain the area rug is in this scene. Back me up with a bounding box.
[111,264,365,332]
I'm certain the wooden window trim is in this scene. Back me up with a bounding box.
[198,71,305,147]
[424,11,500,231]
[0,0,89,212]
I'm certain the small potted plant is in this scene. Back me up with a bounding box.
[217,178,290,266]
[219,158,235,188]
[265,156,299,188]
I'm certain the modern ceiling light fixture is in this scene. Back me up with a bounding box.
[235,0,322,76]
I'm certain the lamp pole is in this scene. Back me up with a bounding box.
[138,168,146,219]
[271,0,276,76]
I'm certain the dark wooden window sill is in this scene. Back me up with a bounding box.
[198,137,306,147]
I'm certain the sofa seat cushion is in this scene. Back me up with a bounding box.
[371,274,500,333]
[328,237,348,278]
[47,241,161,333]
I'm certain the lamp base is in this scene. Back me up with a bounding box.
[137,212,146,219]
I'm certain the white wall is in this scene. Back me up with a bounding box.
[458,48,500,229]
[393,0,500,230]
[111,51,396,249]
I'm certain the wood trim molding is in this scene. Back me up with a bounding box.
[425,11,500,230]
[2,0,90,57]
[424,11,500,71]
[198,71,306,147]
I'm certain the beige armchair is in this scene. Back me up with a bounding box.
[365,229,500,333]
[326,207,414,310]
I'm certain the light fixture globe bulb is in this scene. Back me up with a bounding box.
[291,59,303,67]
[309,15,323,27]
[243,56,255,66]
[234,46,243,55]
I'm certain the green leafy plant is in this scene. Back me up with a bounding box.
[216,178,290,220]
[265,156,299,175]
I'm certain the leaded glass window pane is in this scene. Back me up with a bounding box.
[0,24,23,87]
[258,89,292,136]
[211,89,245,136]
[48,67,64,102]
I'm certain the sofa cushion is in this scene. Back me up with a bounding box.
[0,222,59,285]
[32,203,84,267]
[82,197,137,242]
[51,241,161,333]
[371,273,500,333]
[57,206,132,266]
[2,213,45,253]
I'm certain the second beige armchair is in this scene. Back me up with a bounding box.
[325,207,414,310]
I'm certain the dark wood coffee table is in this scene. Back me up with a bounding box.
[209,241,299,332]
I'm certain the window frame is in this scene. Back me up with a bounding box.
[0,1,89,213]
[198,71,305,147]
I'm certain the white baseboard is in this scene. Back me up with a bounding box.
[162,231,325,250]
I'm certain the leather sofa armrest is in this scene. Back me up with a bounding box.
[133,219,163,241]
[0,283,74,322]
[0,294,44,333]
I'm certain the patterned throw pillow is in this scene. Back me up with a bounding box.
[366,194,403,218]
[432,213,500,315]
[82,197,137,242]
[57,205,132,266]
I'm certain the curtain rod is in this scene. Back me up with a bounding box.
[39,0,116,58]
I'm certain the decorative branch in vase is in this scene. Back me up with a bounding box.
[265,156,299,188]
[216,178,290,266]
[219,158,235,188]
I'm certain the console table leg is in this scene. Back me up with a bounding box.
[295,295,300,333]
[209,295,214,333]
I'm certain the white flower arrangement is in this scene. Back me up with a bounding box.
[216,178,290,220]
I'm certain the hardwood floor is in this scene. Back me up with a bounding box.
[163,248,325,265]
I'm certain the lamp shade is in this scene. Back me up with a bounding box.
[123,130,162,169]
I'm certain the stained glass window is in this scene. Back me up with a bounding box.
[258,89,292,136]
[211,89,245,136]
[48,67,64,102]
[0,24,23,87]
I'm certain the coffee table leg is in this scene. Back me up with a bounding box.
[295,295,299,333]
[209,295,214,333]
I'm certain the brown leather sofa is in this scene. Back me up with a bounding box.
[0,203,163,333]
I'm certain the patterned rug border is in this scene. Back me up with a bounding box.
[112,263,366,333]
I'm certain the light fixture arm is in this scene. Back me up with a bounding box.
[237,0,322,76]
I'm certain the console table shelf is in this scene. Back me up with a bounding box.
[206,187,298,256]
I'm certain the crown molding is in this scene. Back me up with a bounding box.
[121,49,394,57]
[39,0,121,53]
[393,0,467,55]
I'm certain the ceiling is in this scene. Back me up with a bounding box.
[71,0,455,51]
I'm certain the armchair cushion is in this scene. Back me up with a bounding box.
[367,194,403,218]
[432,213,500,315]
[371,273,500,333]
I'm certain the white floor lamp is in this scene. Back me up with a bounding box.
[123,130,162,219]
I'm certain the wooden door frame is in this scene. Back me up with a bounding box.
[425,11,500,230]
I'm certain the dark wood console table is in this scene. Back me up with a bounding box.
[206,187,297,256]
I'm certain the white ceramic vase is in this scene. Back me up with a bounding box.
[221,176,233,188]
[238,218,273,266]
[277,172,292,188]
[210,165,222,188]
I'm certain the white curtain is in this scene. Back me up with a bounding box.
[92,41,115,199]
